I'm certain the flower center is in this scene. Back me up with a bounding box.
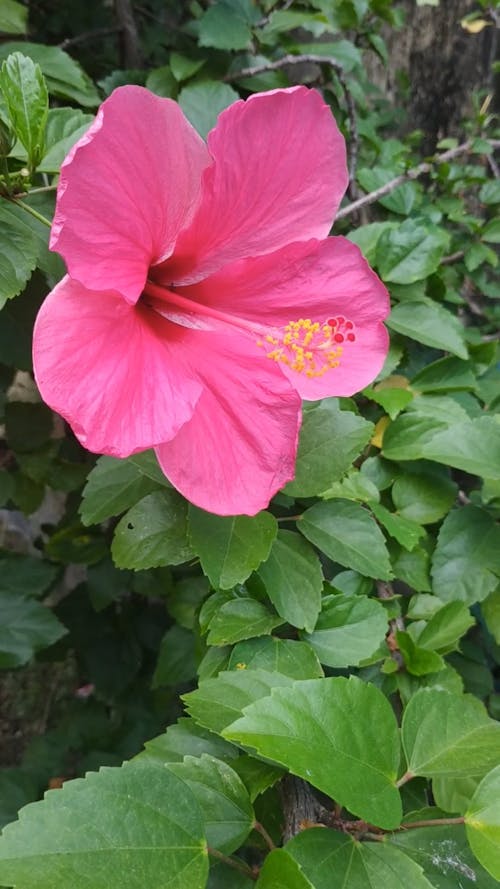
[142,281,355,378]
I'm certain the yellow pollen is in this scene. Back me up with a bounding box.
[256,316,355,378]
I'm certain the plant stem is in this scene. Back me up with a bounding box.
[208,847,256,880]
[254,820,276,851]
[7,197,52,228]
[398,816,465,830]
[395,770,414,788]
[1,157,13,195]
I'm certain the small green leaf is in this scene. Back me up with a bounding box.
[376,219,449,283]
[228,637,323,679]
[386,299,468,359]
[481,219,500,244]
[370,502,425,551]
[396,631,445,676]
[257,531,323,632]
[466,765,500,880]
[0,0,27,34]
[169,754,254,854]
[0,205,38,308]
[112,491,194,570]
[0,551,57,597]
[300,499,393,580]
[0,51,48,169]
[0,590,67,667]
[391,470,457,524]
[37,107,93,171]
[179,80,239,138]
[402,689,500,778]
[285,400,373,497]
[256,849,314,889]
[140,718,237,765]
[206,598,283,646]
[286,828,436,889]
[0,762,208,889]
[152,625,198,687]
[224,676,402,829]
[431,506,500,604]
[183,669,294,735]
[198,1,252,50]
[358,166,417,215]
[170,53,205,82]
[80,456,159,526]
[189,507,277,590]
[415,601,475,652]
[302,594,388,668]
[347,221,397,264]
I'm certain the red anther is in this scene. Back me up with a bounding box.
[337,316,345,325]
[345,321,353,330]
[327,317,338,328]
[334,333,344,343]
[347,333,356,342]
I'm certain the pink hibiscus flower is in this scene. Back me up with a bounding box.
[33,85,389,516]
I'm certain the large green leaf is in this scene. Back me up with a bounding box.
[414,601,475,653]
[0,205,38,308]
[302,594,388,667]
[300,500,393,580]
[0,51,48,170]
[80,456,159,526]
[402,689,500,778]
[0,762,208,889]
[0,590,66,668]
[188,507,277,590]
[0,42,99,106]
[111,491,194,569]
[257,531,323,632]
[0,0,27,34]
[285,400,373,497]
[286,828,436,889]
[228,637,323,679]
[169,754,254,854]
[390,823,498,888]
[376,219,449,283]
[391,470,457,524]
[224,676,402,829]
[431,506,500,604]
[466,766,500,881]
[183,669,295,735]
[386,299,468,359]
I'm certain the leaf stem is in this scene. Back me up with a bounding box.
[7,196,52,228]
[208,847,257,880]
[398,816,465,830]
[254,820,276,850]
[395,770,414,788]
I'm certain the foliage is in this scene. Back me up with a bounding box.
[0,0,499,887]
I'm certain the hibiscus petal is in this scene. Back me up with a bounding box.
[33,277,202,456]
[180,236,390,399]
[160,86,347,284]
[156,333,302,516]
[51,86,210,304]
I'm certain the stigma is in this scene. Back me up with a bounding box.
[258,315,356,378]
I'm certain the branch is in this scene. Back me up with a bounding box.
[59,27,120,51]
[114,0,142,68]
[225,54,359,195]
[336,139,500,221]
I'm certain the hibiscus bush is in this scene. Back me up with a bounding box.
[0,1,500,888]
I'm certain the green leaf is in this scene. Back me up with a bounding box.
[391,470,457,524]
[415,601,475,652]
[189,507,277,590]
[364,384,414,419]
[411,356,477,393]
[482,591,500,645]
[80,456,159,526]
[140,718,238,765]
[0,42,100,106]
[224,676,402,829]
[179,80,239,138]
[302,594,388,668]
[358,166,417,215]
[465,242,497,272]
[285,400,373,497]
[396,631,445,676]
[300,499,393,580]
[228,637,323,679]
[170,53,205,82]
[431,507,500,604]
[0,205,38,308]
[481,219,500,243]
[0,0,27,34]
[111,491,194,570]
[169,754,253,854]
[230,756,282,802]
[0,51,48,169]
[376,219,449,283]
[390,823,497,888]
[198,2,252,50]
[347,221,397,264]
[0,551,57,597]
[432,775,481,815]
[0,770,38,831]
[382,399,500,480]
[1,194,63,285]
[145,65,177,98]
[152,625,198,687]
[128,449,171,486]
[402,689,500,778]
[183,669,295,735]
[0,590,67,667]
[386,299,468,359]
[286,828,436,889]
[0,761,208,889]
[206,598,283,646]
[257,531,323,632]
[38,107,93,171]
[370,502,425,551]
[255,849,314,889]
[479,180,500,204]
[466,765,500,880]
